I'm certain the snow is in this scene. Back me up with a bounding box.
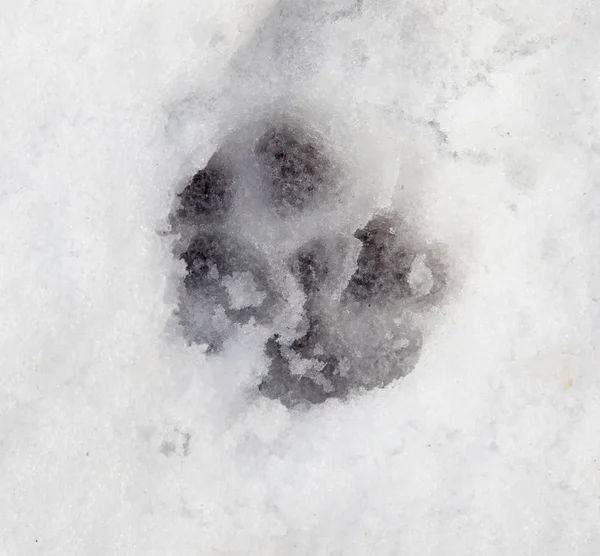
[222,271,268,311]
[408,254,434,297]
[2,0,600,554]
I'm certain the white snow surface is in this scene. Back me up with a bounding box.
[2,0,600,554]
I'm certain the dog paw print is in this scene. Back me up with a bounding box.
[171,116,447,408]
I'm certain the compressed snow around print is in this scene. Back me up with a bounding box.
[2,0,600,554]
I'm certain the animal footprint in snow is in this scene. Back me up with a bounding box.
[171,117,447,407]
